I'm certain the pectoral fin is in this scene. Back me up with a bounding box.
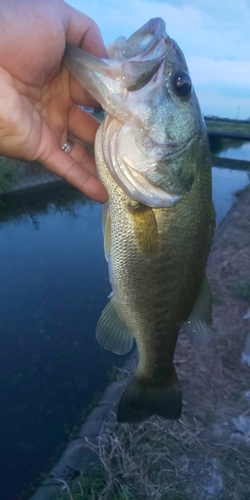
[96,298,134,354]
[184,275,212,348]
[128,202,158,256]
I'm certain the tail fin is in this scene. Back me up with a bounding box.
[117,369,182,424]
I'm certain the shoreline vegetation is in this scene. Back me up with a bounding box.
[0,118,250,196]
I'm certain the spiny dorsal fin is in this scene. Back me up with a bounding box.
[96,297,133,354]
[184,274,212,348]
[128,202,158,256]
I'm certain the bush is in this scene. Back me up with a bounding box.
[0,155,25,193]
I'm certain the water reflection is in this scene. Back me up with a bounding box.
[209,136,250,161]
[0,185,124,500]
[210,137,250,223]
[212,167,250,225]
[218,142,250,161]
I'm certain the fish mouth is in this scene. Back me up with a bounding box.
[64,20,193,209]
[105,18,172,90]
[64,18,172,93]
[107,18,168,60]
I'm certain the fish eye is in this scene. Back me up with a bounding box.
[172,70,192,98]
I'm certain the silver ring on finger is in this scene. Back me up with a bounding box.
[61,135,75,154]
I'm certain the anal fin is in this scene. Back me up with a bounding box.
[96,297,133,354]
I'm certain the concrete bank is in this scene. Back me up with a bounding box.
[29,354,137,500]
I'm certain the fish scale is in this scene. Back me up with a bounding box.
[64,17,215,423]
[95,127,214,421]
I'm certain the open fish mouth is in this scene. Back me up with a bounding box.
[64,18,198,208]
[64,18,172,92]
[105,18,172,90]
[107,18,169,60]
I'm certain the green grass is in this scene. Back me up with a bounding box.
[53,469,106,499]
[52,469,140,500]
[0,155,25,193]
[54,470,192,500]
[205,118,250,135]
[97,112,250,135]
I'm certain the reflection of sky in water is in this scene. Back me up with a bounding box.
[218,142,250,161]
[0,196,124,500]
[212,167,250,225]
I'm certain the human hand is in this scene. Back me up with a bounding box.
[0,0,108,202]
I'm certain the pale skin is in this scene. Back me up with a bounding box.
[0,0,108,202]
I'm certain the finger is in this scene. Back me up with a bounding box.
[69,74,101,108]
[42,147,108,203]
[63,5,107,108]
[68,104,100,144]
[65,140,95,176]
[64,4,107,58]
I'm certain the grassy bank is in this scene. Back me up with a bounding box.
[0,118,249,194]
[0,156,26,193]
[0,156,48,194]
[205,117,250,136]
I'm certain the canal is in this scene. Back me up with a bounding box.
[0,185,123,500]
[0,140,249,499]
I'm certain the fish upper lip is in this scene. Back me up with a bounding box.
[116,18,167,61]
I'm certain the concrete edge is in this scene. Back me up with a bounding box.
[29,353,137,500]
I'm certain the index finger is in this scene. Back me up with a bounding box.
[63,3,107,57]
[63,4,107,107]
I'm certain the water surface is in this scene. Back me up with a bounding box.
[0,185,123,500]
[218,142,250,161]
[212,167,250,224]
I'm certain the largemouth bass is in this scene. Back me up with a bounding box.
[64,18,215,424]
